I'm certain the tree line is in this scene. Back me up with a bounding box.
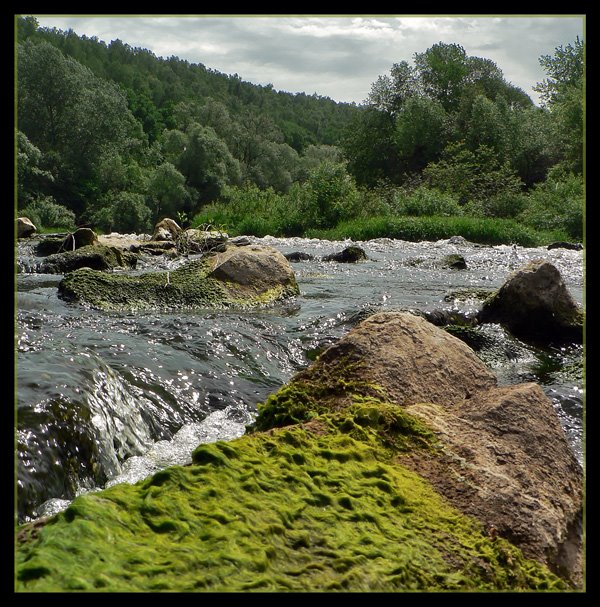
[16,16,584,242]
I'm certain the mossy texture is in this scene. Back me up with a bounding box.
[58,256,298,311]
[16,402,564,593]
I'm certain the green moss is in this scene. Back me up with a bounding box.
[15,405,565,592]
[57,256,298,311]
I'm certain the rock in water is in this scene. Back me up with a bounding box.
[477,259,583,344]
[322,246,367,263]
[152,218,182,241]
[17,217,37,238]
[255,311,583,586]
[440,253,467,269]
[62,228,99,250]
[39,245,137,274]
[58,244,299,311]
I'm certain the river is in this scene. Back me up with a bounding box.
[16,235,584,522]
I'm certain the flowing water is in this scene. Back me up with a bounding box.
[16,235,585,522]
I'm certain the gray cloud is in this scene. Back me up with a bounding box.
[33,15,584,104]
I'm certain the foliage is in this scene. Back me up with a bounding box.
[21,195,76,230]
[91,191,152,234]
[423,142,524,206]
[392,186,462,217]
[17,131,54,207]
[518,171,584,240]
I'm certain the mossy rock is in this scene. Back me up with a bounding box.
[57,245,299,311]
[15,402,565,592]
[38,245,137,274]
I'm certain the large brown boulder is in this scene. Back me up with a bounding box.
[477,259,583,343]
[152,218,182,241]
[62,228,99,250]
[404,383,583,586]
[257,311,583,585]
[17,217,37,238]
[207,244,299,302]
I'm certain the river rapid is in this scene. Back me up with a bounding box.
[16,235,584,522]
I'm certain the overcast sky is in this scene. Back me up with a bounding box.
[32,15,585,106]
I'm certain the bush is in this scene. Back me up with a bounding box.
[91,191,152,234]
[21,195,76,230]
[519,173,583,240]
[392,186,462,217]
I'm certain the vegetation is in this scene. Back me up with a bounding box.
[16,17,584,244]
[16,400,565,592]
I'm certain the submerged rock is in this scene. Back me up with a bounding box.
[17,217,37,238]
[477,259,583,344]
[57,244,299,311]
[285,251,315,262]
[322,246,367,263]
[439,253,467,269]
[547,241,583,251]
[38,245,137,274]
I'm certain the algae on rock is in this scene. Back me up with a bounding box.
[58,244,299,311]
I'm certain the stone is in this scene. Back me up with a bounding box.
[285,252,314,262]
[322,246,367,263]
[255,311,583,585]
[17,217,37,238]
[440,253,467,269]
[61,228,98,251]
[39,245,137,274]
[58,244,299,311]
[404,382,583,585]
[477,259,583,344]
[152,218,182,241]
[547,241,583,251]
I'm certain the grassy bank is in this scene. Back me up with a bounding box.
[192,210,569,247]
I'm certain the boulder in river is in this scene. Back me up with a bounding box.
[439,253,467,270]
[57,244,299,311]
[285,251,315,262]
[38,245,138,274]
[477,259,583,344]
[152,218,182,241]
[61,228,99,251]
[17,217,37,238]
[322,246,367,263]
[547,241,583,251]
[15,311,580,591]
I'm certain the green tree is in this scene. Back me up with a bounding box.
[147,162,189,220]
[176,123,241,203]
[17,131,54,207]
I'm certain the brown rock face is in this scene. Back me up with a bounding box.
[207,244,299,300]
[404,383,583,586]
[17,217,37,238]
[477,259,583,343]
[62,227,98,250]
[300,311,583,586]
[152,218,182,241]
[314,311,497,407]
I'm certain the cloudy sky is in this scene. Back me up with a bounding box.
[33,15,585,106]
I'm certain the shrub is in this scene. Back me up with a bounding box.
[21,195,76,230]
[519,173,583,240]
[392,186,462,217]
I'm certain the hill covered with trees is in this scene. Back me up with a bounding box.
[16,16,584,245]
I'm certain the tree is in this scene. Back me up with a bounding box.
[147,162,189,220]
[17,131,54,207]
[533,37,584,174]
[176,123,241,204]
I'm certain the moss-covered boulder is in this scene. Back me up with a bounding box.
[16,401,567,592]
[57,244,299,311]
[440,253,467,269]
[38,245,137,274]
[477,259,583,344]
[15,311,582,591]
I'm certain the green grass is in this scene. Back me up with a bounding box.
[306,216,570,247]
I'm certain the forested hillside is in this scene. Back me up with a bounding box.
[16,16,584,244]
